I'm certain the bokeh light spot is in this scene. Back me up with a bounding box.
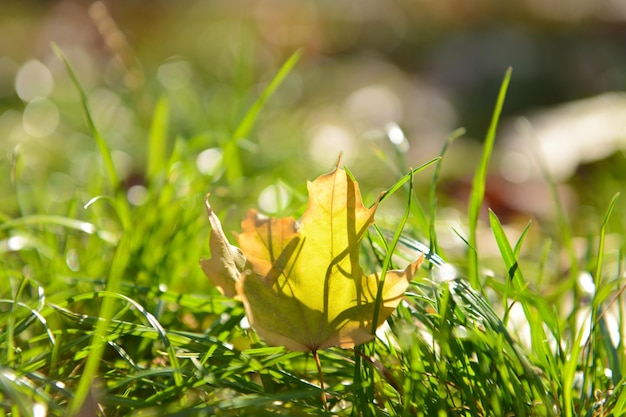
[15,60,54,102]
[345,85,402,129]
[309,124,356,166]
[128,185,149,206]
[385,122,409,152]
[196,148,223,176]
[22,97,60,137]
[157,59,193,91]
[33,403,47,417]
[6,235,29,251]
[258,183,291,214]
[500,151,531,183]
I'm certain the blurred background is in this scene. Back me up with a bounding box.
[1,0,626,242]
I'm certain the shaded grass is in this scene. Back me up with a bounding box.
[0,50,624,417]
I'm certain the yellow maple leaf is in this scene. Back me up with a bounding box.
[201,167,422,352]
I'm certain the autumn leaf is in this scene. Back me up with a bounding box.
[233,167,422,352]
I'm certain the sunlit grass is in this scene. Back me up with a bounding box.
[0,45,625,417]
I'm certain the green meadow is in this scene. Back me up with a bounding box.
[1,3,625,416]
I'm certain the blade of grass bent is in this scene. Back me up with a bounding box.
[378,157,440,205]
[468,67,512,287]
[0,300,56,348]
[2,277,24,366]
[97,290,184,386]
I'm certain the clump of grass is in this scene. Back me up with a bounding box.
[1,46,624,417]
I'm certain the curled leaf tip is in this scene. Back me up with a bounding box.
[335,152,343,169]
[204,193,212,213]
[200,195,247,298]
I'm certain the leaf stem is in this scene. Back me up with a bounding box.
[313,350,328,410]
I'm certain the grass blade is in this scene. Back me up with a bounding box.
[371,170,415,334]
[592,192,620,298]
[51,42,131,229]
[467,67,512,287]
[581,192,620,408]
[378,157,441,204]
[233,51,301,142]
[51,43,121,193]
[146,96,170,182]
[488,209,557,333]
[223,50,302,182]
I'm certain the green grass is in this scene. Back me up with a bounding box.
[1,47,625,417]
